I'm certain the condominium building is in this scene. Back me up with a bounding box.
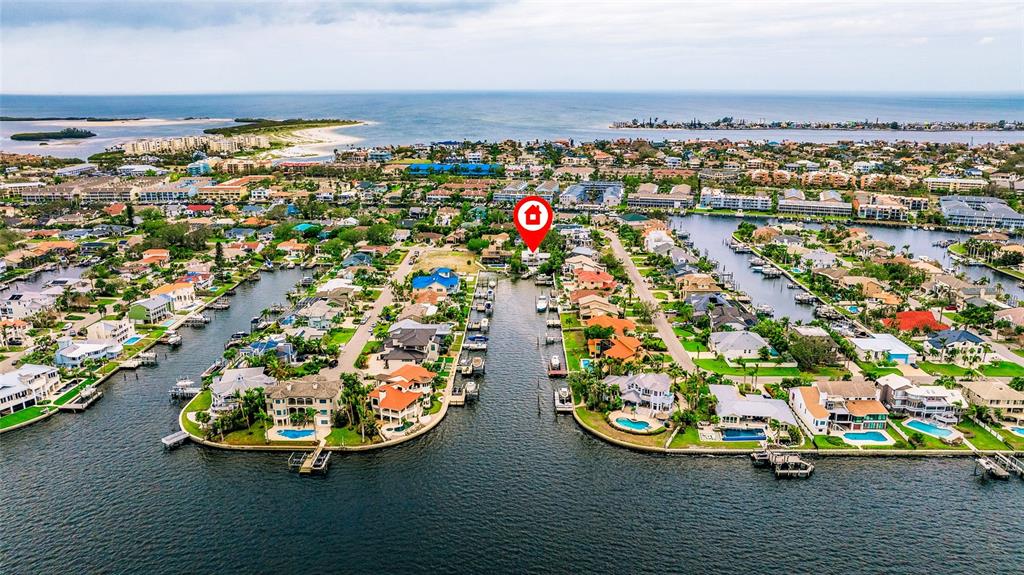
[698,188,771,211]
[121,135,270,156]
[923,177,987,193]
[626,183,694,210]
[492,180,529,203]
[940,195,1024,229]
[777,190,852,216]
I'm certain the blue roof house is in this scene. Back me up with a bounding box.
[411,267,461,295]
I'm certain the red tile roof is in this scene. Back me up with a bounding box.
[882,310,949,332]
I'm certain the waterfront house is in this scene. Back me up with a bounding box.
[381,319,452,365]
[875,373,964,424]
[341,252,374,268]
[265,375,341,429]
[1,292,56,320]
[55,336,123,367]
[296,299,340,330]
[149,282,196,311]
[959,380,1024,424]
[604,373,674,413]
[86,318,136,344]
[588,334,644,362]
[675,273,720,296]
[242,334,296,363]
[0,364,61,416]
[577,294,621,319]
[708,331,771,361]
[711,384,798,429]
[849,333,919,364]
[584,316,635,336]
[923,329,991,367]
[789,381,888,433]
[377,364,437,395]
[211,367,277,412]
[369,383,424,423]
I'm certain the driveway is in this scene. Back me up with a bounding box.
[599,229,696,372]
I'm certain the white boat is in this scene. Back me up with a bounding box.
[753,304,774,315]
[488,280,496,288]
[536,295,548,312]
[550,355,561,370]
[480,318,490,332]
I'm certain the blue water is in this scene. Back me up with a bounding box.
[2,92,1022,158]
[1010,427,1024,436]
[615,417,650,431]
[277,429,315,439]
[847,306,861,313]
[722,428,767,442]
[845,431,888,443]
[905,419,953,438]
[123,336,142,345]
[579,358,593,371]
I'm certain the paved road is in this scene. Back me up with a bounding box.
[327,247,420,376]
[600,229,697,372]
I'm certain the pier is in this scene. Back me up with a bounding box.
[161,430,191,450]
[288,442,331,475]
[57,386,102,412]
[553,386,573,413]
[974,455,1010,480]
[751,447,814,478]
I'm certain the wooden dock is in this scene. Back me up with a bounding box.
[58,387,103,412]
[290,441,330,475]
[161,430,191,450]
[993,453,1024,477]
[751,448,814,478]
[975,456,1011,479]
[553,387,573,413]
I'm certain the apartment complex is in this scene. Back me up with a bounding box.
[626,183,694,210]
[698,188,771,211]
[777,189,852,216]
[923,177,987,193]
[122,135,271,156]
[940,195,1024,229]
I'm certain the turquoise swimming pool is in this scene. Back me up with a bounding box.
[722,428,766,442]
[844,431,887,443]
[1010,427,1024,437]
[847,305,861,313]
[580,358,593,371]
[905,419,952,438]
[277,429,315,439]
[123,336,142,345]
[615,417,650,431]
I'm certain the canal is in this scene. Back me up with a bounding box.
[1,274,1022,574]
[676,214,1024,320]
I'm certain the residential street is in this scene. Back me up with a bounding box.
[600,229,697,371]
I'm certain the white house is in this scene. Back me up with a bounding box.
[709,331,771,360]
[0,364,61,415]
[149,282,196,311]
[849,333,919,364]
[55,336,123,367]
[86,318,136,344]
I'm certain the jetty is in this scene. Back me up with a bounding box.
[992,453,1023,477]
[289,442,331,475]
[974,455,1010,480]
[169,378,201,399]
[450,385,466,406]
[161,430,191,450]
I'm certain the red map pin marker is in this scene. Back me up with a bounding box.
[513,195,554,252]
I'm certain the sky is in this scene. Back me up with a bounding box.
[1,0,1022,94]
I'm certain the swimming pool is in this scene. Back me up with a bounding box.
[387,421,413,434]
[123,336,142,345]
[847,305,861,313]
[580,359,593,371]
[615,417,650,431]
[844,431,887,442]
[905,419,953,438]
[277,429,315,439]
[1010,427,1024,437]
[722,428,767,442]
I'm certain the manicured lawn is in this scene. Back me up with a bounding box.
[652,291,668,300]
[576,407,666,448]
[919,361,973,377]
[180,390,212,437]
[955,419,1009,451]
[563,330,587,372]
[813,435,852,449]
[325,426,375,446]
[855,361,902,378]
[979,361,1024,377]
[327,328,357,347]
[695,358,800,377]
[0,406,48,430]
[425,393,444,415]
[994,426,1024,451]
[892,419,967,450]
[803,366,850,378]
[668,426,761,450]
[673,327,695,339]
[361,340,382,355]
[54,378,96,406]
[682,340,708,352]
[559,313,581,329]
[222,421,269,445]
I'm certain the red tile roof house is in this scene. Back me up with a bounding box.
[882,310,949,333]
[186,204,214,217]
[573,269,617,291]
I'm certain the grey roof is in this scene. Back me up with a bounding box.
[604,373,672,394]
[709,384,797,426]
[709,330,769,352]
[212,367,277,398]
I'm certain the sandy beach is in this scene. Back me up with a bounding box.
[262,122,366,159]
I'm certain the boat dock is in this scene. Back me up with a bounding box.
[974,455,1010,480]
[288,442,331,475]
[553,386,573,413]
[751,447,814,478]
[58,386,102,412]
[161,430,191,450]
[992,453,1023,477]
[450,385,466,406]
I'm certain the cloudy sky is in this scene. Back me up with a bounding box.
[1,0,1021,94]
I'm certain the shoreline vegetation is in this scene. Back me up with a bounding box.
[10,128,96,141]
[204,118,362,137]
[610,118,1022,131]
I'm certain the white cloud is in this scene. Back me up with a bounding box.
[978,36,995,44]
[1,1,1021,93]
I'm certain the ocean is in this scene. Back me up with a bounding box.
[1,91,1023,158]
